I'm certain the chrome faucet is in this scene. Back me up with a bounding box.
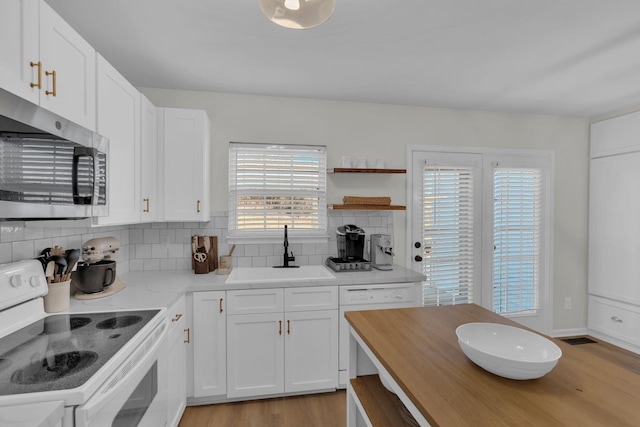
[274,225,298,268]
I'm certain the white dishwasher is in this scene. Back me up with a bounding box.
[338,282,422,387]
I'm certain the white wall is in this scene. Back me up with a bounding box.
[140,88,589,332]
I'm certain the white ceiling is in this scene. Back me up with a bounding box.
[45,0,640,117]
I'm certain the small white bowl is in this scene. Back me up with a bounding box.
[456,322,562,380]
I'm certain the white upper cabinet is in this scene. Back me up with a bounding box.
[159,108,210,222]
[140,95,159,222]
[0,0,96,130]
[0,0,39,104]
[93,54,141,226]
[591,110,640,158]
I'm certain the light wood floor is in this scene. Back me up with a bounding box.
[178,336,639,427]
[179,390,346,427]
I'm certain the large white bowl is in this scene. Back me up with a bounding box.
[455,322,562,380]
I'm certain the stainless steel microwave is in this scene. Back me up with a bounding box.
[0,88,108,220]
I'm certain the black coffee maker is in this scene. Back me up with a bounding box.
[336,224,366,261]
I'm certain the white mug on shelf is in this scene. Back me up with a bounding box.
[356,157,367,168]
[374,158,385,168]
[339,156,352,168]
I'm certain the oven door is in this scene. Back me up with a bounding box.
[75,321,168,427]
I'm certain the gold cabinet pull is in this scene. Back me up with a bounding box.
[278,320,282,335]
[171,313,182,322]
[30,61,42,89]
[45,70,56,96]
[219,298,224,313]
[197,199,201,213]
[143,198,150,213]
[287,319,291,335]
[184,327,190,343]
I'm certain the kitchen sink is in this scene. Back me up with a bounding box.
[225,265,336,284]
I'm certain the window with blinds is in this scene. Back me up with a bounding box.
[492,167,542,314]
[422,165,475,306]
[228,142,327,239]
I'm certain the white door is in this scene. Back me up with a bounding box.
[39,1,95,130]
[409,147,553,333]
[140,95,159,222]
[226,313,284,398]
[160,108,210,221]
[409,150,483,306]
[192,291,226,398]
[0,0,39,104]
[94,54,141,226]
[285,310,338,393]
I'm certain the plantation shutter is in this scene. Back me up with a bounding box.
[228,142,327,238]
[492,166,542,314]
[422,164,476,306]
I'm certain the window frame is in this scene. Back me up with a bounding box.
[227,142,329,244]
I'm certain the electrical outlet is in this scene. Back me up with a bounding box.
[564,297,572,310]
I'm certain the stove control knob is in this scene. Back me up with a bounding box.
[10,274,24,288]
[30,275,45,288]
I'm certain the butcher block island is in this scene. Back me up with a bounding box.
[345,304,640,427]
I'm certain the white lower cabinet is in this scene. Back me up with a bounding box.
[285,310,338,393]
[192,291,227,398]
[226,287,338,399]
[227,312,285,398]
[166,297,187,427]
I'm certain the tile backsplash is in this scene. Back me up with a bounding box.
[0,211,393,272]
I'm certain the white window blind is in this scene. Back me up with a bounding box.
[228,142,327,239]
[422,165,475,306]
[492,167,542,315]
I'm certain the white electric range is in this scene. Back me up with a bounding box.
[0,260,168,427]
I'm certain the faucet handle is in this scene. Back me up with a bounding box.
[288,251,295,261]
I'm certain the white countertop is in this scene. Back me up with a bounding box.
[67,264,425,313]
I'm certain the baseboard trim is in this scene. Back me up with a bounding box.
[551,327,588,338]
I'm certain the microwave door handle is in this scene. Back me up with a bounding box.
[72,147,97,205]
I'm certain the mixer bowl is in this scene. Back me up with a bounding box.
[71,260,116,293]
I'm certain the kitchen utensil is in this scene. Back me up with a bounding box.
[64,249,80,280]
[228,244,236,257]
[49,256,67,283]
[45,261,56,284]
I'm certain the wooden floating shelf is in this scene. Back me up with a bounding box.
[329,168,406,174]
[329,204,406,210]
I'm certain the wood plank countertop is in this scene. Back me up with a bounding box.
[345,304,640,427]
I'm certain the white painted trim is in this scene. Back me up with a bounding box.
[551,328,588,338]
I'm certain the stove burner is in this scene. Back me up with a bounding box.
[40,315,92,335]
[10,351,98,385]
[69,317,92,330]
[96,315,143,330]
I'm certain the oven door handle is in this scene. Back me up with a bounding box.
[75,321,167,427]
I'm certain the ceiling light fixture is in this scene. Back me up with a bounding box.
[258,0,335,30]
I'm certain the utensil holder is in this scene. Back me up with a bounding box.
[44,280,70,313]
[216,255,232,275]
